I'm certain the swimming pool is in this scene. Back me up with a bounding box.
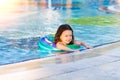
[0,0,120,65]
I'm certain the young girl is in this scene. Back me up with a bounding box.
[54,24,92,51]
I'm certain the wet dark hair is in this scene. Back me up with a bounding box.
[54,24,74,44]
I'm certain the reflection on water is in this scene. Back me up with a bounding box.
[66,0,72,8]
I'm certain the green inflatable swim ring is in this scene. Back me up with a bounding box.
[38,34,84,52]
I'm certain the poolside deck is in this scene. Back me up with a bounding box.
[0,41,120,80]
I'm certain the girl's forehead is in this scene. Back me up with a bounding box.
[63,30,72,32]
[62,30,72,34]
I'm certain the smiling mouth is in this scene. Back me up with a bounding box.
[66,40,71,43]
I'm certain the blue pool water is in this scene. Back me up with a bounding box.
[0,0,120,65]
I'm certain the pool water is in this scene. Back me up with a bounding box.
[0,0,120,65]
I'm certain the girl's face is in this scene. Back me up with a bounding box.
[60,30,72,45]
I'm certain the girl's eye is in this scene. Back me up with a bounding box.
[65,35,68,37]
[65,35,72,37]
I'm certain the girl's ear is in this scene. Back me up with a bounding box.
[60,36,62,41]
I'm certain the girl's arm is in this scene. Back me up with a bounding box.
[74,41,92,49]
[56,42,73,51]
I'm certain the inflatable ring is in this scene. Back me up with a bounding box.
[38,34,84,51]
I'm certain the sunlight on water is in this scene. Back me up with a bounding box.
[0,0,21,31]
[0,0,18,10]
[0,0,20,14]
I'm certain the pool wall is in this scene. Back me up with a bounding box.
[0,41,120,80]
